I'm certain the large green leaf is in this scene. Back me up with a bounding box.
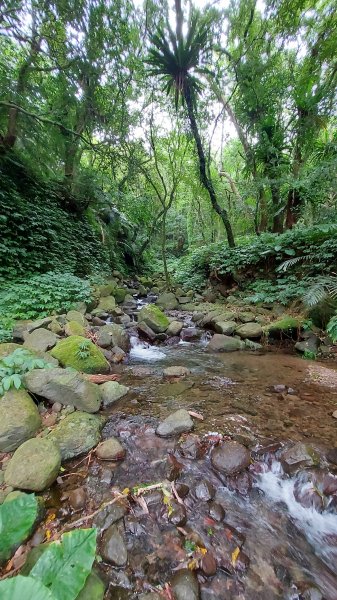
[30,529,97,600]
[0,575,55,600]
[0,493,38,562]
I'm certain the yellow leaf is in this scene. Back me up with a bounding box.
[46,512,56,524]
[199,547,207,556]
[231,547,240,565]
[188,558,198,570]
[45,529,52,541]
[122,488,130,496]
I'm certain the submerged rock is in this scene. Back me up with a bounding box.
[101,525,127,566]
[96,437,125,460]
[5,438,61,491]
[48,411,102,460]
[51,336,110,374]
[138,304,170,333]
[156,409,194,437]
[207,334,244,352]
[170,569,200,600]
[211,441,251,476]
[99,381,129,407]
[163,366,190,378]
[0,389,41,452]
[24,368,102,413]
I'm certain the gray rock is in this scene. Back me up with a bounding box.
[156,409,194,437]
[48,411,102,460]
[207,334,244,352]
[23,328,58,352]
[66,310,89,325]
[214,321,237,335]
[27,317,53,333]
[67,488,86,509]
[24,368,102,413]
[171,569,200,600]
[0,389,41,452]
[236,323,263,339]
[138,305,169,333]
[295,336,319,354]
[96,437,125,460]
[5,438,61,491]
[167,321,184,336]
[180,328,201,342]
[100,525,127,566]
[280,442,319,475]
[156,292,178,310]
[95,296,116,314]
[211,441,251,475]
[12,320,32,341]
[94,500,127,532]
[244,339,263,350]
[238,312,256,323]
[137,322,156,342]
[97,324,130,352]
[195,481,215,501]
[163,366,190,378]
[100,381,129,407]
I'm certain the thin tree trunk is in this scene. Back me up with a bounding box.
[183,87,235,248]
[161,210,170,286]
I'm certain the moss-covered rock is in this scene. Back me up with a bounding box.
[114,288,128,303]
[138,305,170,333]
[95,296,116,313]
[5,438,61,491]
[48,411,102,460]
[64,320,86,337]
[66,310,88,325]
[98,283,115,298]
[51,336,110,374]
[0,343,21,358]
[264,316,302,338]
[0,390,41,452]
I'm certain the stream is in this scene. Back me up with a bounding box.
[47,305,337,599]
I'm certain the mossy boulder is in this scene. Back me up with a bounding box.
[0,343,21,358]
[95,296,116,314]
[236,323,263,339]
[66,310,88,325]
[64,320,86,337]
[0,390,41,452]
[98,283,116,297]
[114,288,128,303]
[138,305,170,333]
[51,336,110,374]
[4,438,61,491]
[265,316,302,338]
[156,292,178,311]
[48,411,102,460]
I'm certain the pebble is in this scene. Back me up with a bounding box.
[68,487,86,510]
[208,501,225,521]
[100,525,127,566]
[168,502,187,526]
[201,551,217,576]
[52,402,63,413]
[195,481,215,501]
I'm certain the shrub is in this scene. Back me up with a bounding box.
[0,348,54,396]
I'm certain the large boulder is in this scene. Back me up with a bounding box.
[114,288,128,304]
[66,310,88,325]
[95,296,116,314]
[156,409,194,437]
[100,381,129,407]
[4,438,61,491]
[207,334,244,352]
[138,305,170,333]
[0,389,41,452]
[24,368,102,413]
[26,317,53,333]
[211,441,251,475]
[167,321,184,336]
[235,323,263,339]
[64,320,86,337]
[214,321,237,335]
[137,322,156,341]
[51,336,110,374]
[23,328,58,353]
[97,324,130,353]
[48,411,102,460]
[156,292,178,311]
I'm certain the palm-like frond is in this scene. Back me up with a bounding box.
[277,254,315,272]
[303,276,337,307]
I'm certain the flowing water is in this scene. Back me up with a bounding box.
[52,313,337,599]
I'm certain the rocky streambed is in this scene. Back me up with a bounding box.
[1,277,337,599]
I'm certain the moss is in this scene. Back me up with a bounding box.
[114,288,128,303]
[64,320,86,337]
[264,315,303,337]
[51,336,110,374]
[97,283,115,298]
[95,296,116,313]
[138,304,170,333]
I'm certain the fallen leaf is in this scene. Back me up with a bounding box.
[188,411,204,420]
[231,546,240,565]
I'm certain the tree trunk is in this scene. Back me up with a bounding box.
[161,211,170,286]
[271,184,284,233]
[183,86,235,248]
[285,188,301,229]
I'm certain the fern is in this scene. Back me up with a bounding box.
[303,276,337,307]
[327,316,337,342]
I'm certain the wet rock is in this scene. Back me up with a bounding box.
[96,437,125,461]
[156,409,194,437]
[207,334,244,352]
[23,328,58,352]
[214,321,236,335]
[166,453,184,481]
[195,481,215,501]
[201,551,217,576]
[24,368,102,413]
[5,438,61,491]
[168,501,187,526]
[280,442,319,475]
[0,389,41,452]
[326,448,337,465]
[94,500,127,532]
[68,487,86,510]
[208,501,225,521]
[100,381,129,407]
[111,347,127,364]
[211,441,251,476]
[235,323,263,339]
[48,411,102,460]
[178,434,204,460]
[138,305,170,333]
[64,320,86,337]
[167,321,184,336]
[180,328,201,342]
[156,292,178,310]
[164,336,181,346]
[170,569,200,600]
[51,336,110,374]
[97,324,130,352]
[101,525,127,566]
[226,471,252,495]
[163,366,190,379]
[137,322,156,341]
[176,483,190,498]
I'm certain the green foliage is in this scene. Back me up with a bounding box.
[76,340,91,360]
[326,316,337,343]
[0,493,38,562]
[0,348,53,396]
[303,350,317,360]
[0,576,55,600]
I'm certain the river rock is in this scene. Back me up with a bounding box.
[211,441,251,475]
[101,525,127,566]
[168,502,187,526]
[208,501,225,521]
[66,310,88,325]
[180,328,201,342]
[48,411,102,460]
[64,320,86,337]
[23,328,58,352]
[0,389,41,452]
[207,334,244,352]
[138,594,162,600]
[5,438,61,491]
[179,434,204,459]
[163,366,190,378]
[156,409,194,437]
[280,442,319,475]
[238,312,256,323]
[24,368,101,413]
[67,487,86,510]
[201,551,217,576]
[235,323,263,339]
[95,296,116,314]
[156,292,178,310]
[100,381,129,407]
[94,500,128,532]
[97,324,130,352]
[138,305,170,333]
[51,336,110,374]
[195,481,215,501]
[167,321,184,336]
[137,322,156,341]
[170,569,200,600]
[96,437,125,460]
[214,321,237,335]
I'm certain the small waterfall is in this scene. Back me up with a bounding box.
[129,335,166,361]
